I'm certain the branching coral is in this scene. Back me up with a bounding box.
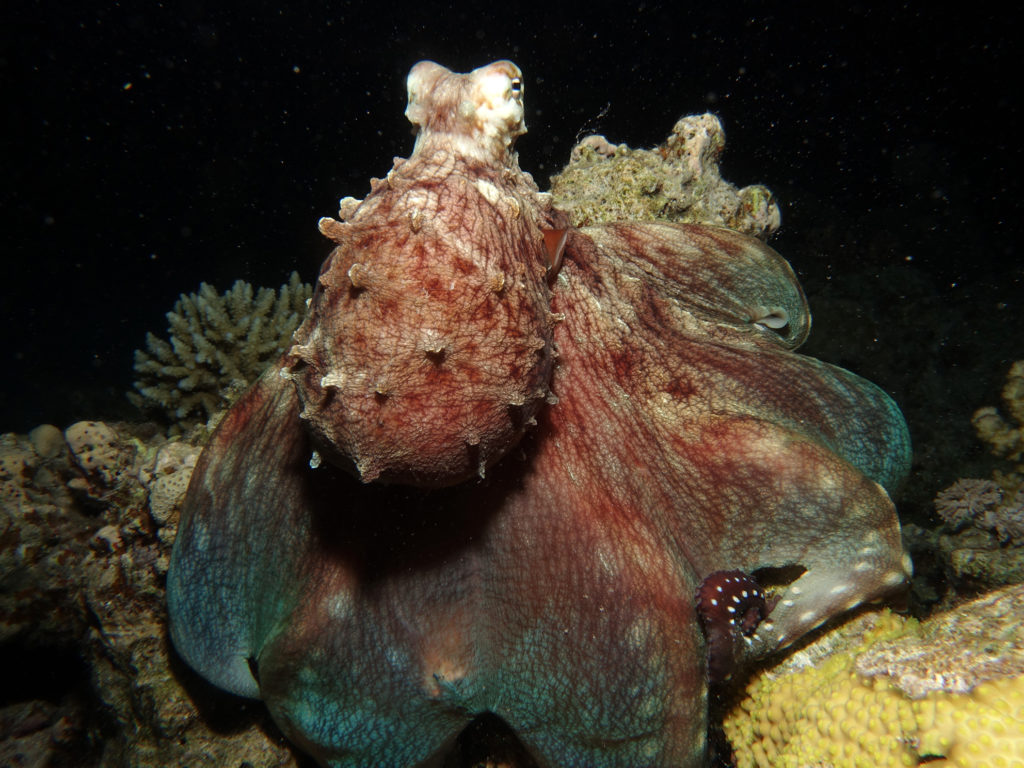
[973,360,1024,470]
[129,272,311,428]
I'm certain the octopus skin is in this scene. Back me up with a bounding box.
[167,60,912,767]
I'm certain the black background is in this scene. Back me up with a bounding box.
[3,1,1021,463]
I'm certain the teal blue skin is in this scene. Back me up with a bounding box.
[168,220,911,767]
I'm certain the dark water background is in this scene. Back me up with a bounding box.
[3,2,1021,511]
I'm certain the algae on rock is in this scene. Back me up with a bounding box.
[549,113,781,240]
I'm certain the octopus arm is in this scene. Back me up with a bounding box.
[768,352,911,494]
[683,416,910,655]
[554,223,911,660]
[168,360,320,698]
[565,223,910,492]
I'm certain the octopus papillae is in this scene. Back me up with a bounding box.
[168,60,912,767]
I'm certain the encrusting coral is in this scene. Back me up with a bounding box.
[129,272,311,428]
[722,585,1024,767]
[549,113,781,240]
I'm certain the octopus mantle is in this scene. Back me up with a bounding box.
[168,61,912,768]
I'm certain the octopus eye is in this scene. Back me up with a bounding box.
[749,305,789,333]
[510,77,522,100]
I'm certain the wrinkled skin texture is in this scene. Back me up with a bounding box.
[168,61,912,768]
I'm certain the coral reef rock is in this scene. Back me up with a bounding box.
[129,271,312,430]
[924,473,1024,593]
[723,584,1024,767]
[0,422,299,768]
[549,113,781,239]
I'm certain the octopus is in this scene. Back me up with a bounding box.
[167,60,912,767]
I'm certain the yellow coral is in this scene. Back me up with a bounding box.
[723,610,1024,767]
[916,677,1024,766]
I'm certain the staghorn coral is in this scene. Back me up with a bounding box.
[722,585,1024,767]
[129,272,311,428]
[549,113,781,240]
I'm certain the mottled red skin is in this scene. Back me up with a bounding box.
[168,61,912,768]
[291,158,562,485]
[289,60,565,487]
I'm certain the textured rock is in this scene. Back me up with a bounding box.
[65,420,132,492]
[137,440,200,535]
[28,424,66,460]
[0,430,87,645]
[0,423,299,768]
